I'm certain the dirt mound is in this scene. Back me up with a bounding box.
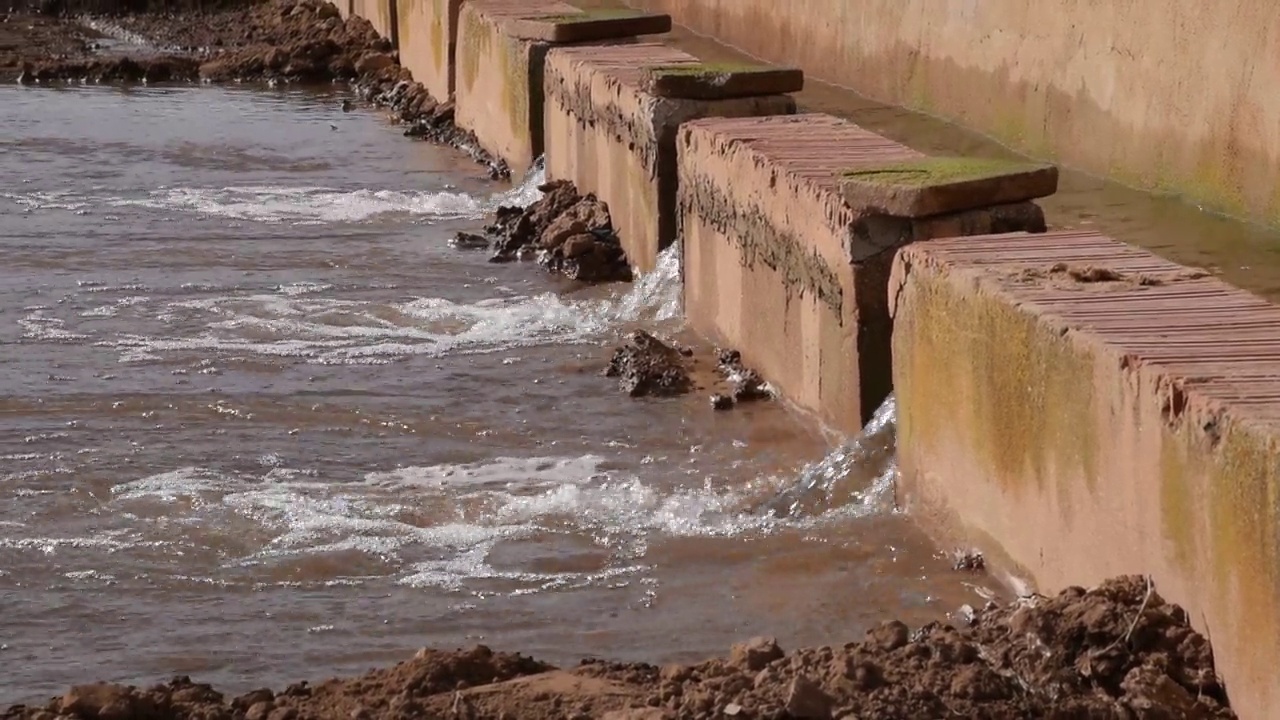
[4,580,1234,720]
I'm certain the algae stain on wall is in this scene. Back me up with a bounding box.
[430,0,444,70]
[458,9,486,92]
[896,270,1099,503]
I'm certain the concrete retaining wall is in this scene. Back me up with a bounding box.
[891,230,1280,720]
[350,0,394,44]
[678,113,1050,434]
[622,0,1280,226]
[543,44,796,273]
[394,0,457,101]
[455,2,673,179]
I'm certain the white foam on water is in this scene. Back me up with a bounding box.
[110,166,549,224]
[2,165,547,225]
[60,437,884,595]
[85,243,682,365]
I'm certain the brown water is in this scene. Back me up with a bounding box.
[0,84,985,703]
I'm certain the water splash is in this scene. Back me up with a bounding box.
[760,395,899,519]
[6,166,550,225]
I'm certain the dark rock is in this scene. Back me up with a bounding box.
[711,394,734,411]
[449,231,490,251]
[714,348,772,403]
[605,331,691,398]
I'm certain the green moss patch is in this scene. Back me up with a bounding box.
[841,156,1050,188]
[644,61,776,78]
[529,9,648,23]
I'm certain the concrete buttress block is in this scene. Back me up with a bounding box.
[890,230,1280,720]
[395,0,460,102]
[455,2,671,178]
[677,113,1054,434]
[543,45,798,273]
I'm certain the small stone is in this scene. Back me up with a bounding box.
[561,233,597,259]
[724,703,743,716]
[711,394,734,411]
[266,708,298,720]
[355,51,395,75]
[867,620,910,651]
[729,637,784,671]
[784,676,833,720]
[246,701,275,720]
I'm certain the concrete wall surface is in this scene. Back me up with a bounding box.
[455,0,580,178]
[350,0,394,44]
[623,0,1280,225]
[678,113,1048,434]
[891,230,1280,720]
[543,43,795,273]
[395,0,458,102]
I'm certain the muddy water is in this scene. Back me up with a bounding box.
[0,85,984,703]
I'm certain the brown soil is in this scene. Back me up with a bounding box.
[1,0,508,177]
[2,579,1234,720]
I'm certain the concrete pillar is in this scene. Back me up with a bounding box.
[891,229,1280,720]
[454,1,670,178]
[678,113,1055,433]
[543,47,798,273]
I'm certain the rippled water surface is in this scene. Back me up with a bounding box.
[0,84,983,702]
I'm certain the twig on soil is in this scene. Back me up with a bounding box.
[1103,574,1154,654]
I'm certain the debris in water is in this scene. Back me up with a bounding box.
[952,548,986,572]
[605,330,691,398]
[716,348,772,403]
[480,179,633,282]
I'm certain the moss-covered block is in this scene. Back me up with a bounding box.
[838,156,1059,218]
[640,62,804,100]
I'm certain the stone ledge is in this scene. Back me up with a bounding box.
[503,9,671,43]
[640,63,803,99]
[839,156,1059,218]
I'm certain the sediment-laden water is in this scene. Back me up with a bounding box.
[0,84,985,703]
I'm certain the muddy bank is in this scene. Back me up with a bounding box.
[1,576,1234,719]
[2,0,508,177]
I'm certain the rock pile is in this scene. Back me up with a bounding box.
[605,330,693,398]
[3,577,1236,720]
[474,179,633,282]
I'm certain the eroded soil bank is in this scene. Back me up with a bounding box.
[2,577,1235,719]
[1,0,508,176]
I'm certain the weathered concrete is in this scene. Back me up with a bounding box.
[890,230,1280,720]
[640,64,803,100]
[454,2,670,178]
[350,0,395,44]
[678,113,1050,434]
[394,0,458,102]
[543,44,796,272]
[623,0,1280,226]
